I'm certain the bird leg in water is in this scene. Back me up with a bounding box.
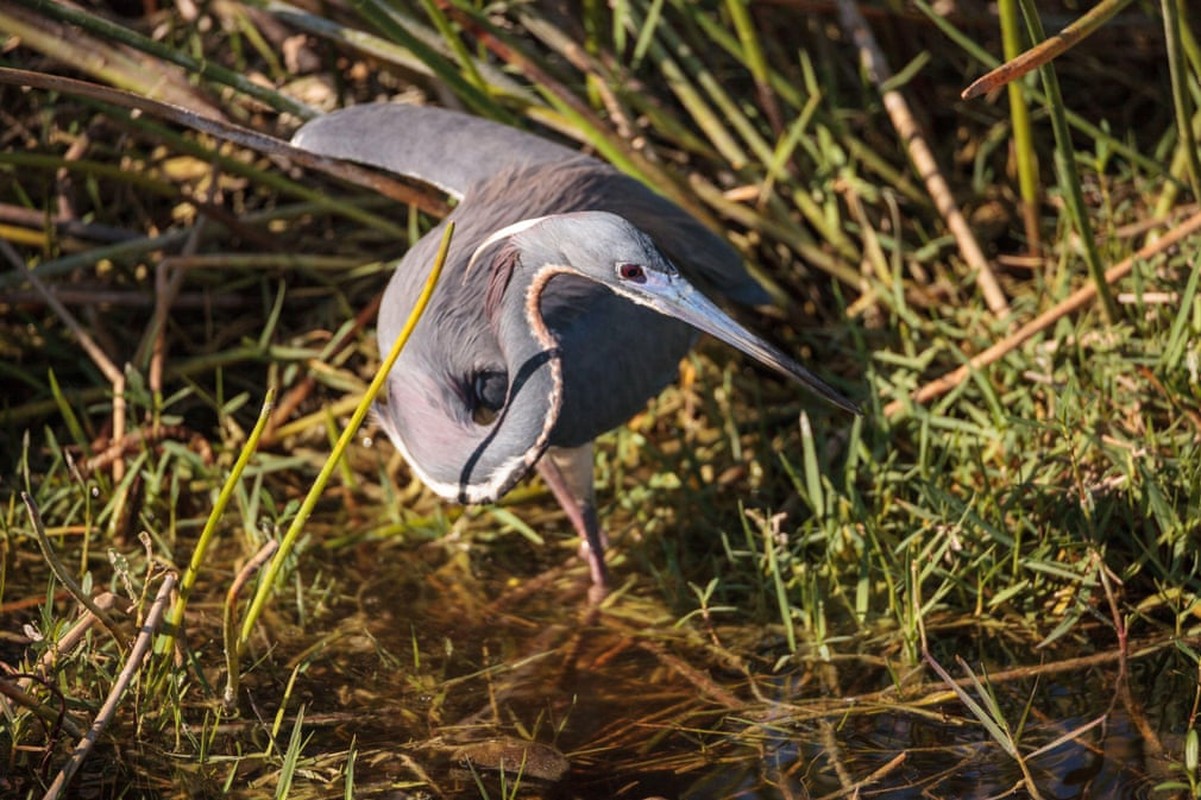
[536,445,608,598]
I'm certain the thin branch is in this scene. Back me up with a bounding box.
[0,676,86,740]
[962,0,1137,99]
[2,237,128,479]
[222,540,280,711]
[82,425,210,476]
[812,752,908,800]
[0,202,137,243]
[1,240,122,385]
[0,288,245,308]
[21,493,127,646]
[835,0,1010,319]
[885,207,1201,416]
[19,593,131,694]
[146,214,207,406]
[41,573,176,800]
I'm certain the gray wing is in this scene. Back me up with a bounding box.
[291,103,770,307]
[290,104,580,201]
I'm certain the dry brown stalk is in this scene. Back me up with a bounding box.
[83,425,210,475]
[855,633,1192,710]
[0,675,87,740]
[21,492,127,646]
[2,238,128,481]
[884,207,1201,417]
[147,217,207,407]
[834,0,1011,319]
[813,752,908,800]
[635,639,745,709]
[222,539,280,710]
[0,203,137,243]
[18,593,131,694]
[0,590,70,614]
[41,572,176,800]
[961,0,1137,100]
[0,288,244,308]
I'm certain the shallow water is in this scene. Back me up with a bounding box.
[275,546,1196,800]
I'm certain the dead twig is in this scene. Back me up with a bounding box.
[813,752,908,800]
[18,592,132,694]
[0,288,245,308]
[222,539,280,710]
[835,633,1194,711]
[41,572,176,800]
[147,216,207,411]
[2,238,127,482]
[0,202,137,243]
[834,0,1010,319]
[962,0,1137,100]
[884,207,1201,417]
[0,674,86,741]
[82,425,211,475]
[634,638,745,709]
[21,492,127,646]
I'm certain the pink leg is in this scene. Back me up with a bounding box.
[536,444,608,598]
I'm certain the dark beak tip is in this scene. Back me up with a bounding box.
[830,394,862,417]
[798,374,860,417]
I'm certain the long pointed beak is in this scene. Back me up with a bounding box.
[647,282,860,415]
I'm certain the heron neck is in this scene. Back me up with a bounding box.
[445,260,570,504]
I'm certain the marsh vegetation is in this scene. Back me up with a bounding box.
[1,1,1199,797]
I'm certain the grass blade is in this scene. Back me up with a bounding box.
[237,222,453,647]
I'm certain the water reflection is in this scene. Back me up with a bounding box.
[304,552,1195,799]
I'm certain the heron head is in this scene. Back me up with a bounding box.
[469,210,859,415]
[467,210,691,325]
[467,211,675,290]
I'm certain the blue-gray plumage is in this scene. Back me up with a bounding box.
[291,104,856,594]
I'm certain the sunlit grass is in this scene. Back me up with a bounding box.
[1,1,1199,798]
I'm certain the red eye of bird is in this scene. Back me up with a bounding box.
[617,262,646,282]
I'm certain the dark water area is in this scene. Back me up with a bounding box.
[273,549,1197,800]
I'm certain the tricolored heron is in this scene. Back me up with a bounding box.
[292,104,856,595]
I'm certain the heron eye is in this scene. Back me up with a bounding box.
[616,262,646,282]
[470,369,507,426]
